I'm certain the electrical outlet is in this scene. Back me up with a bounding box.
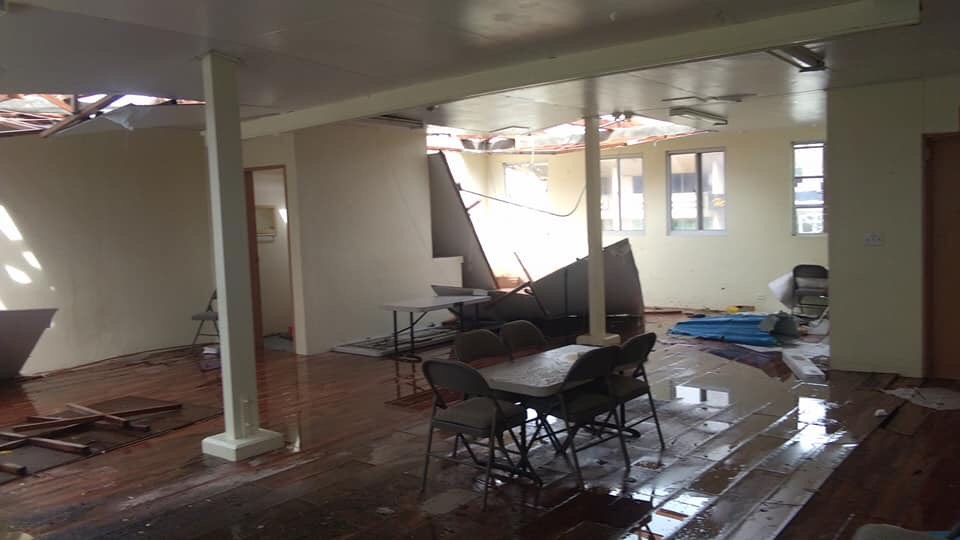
[863,232,883,247]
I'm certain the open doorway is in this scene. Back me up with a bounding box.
[244,166,294,353]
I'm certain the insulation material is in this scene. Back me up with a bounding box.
[0,308,56,380]
[768,272,796,309]
[882,387,960,410]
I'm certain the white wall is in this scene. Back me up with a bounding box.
[0,129,213,373]
[291,122,461,352]
[252,169,293,336]
[452,126,828,313]
[828,75,960,377]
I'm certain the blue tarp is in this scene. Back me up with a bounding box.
[668,314,779,347]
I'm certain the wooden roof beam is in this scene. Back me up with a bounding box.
[41,94,121,138]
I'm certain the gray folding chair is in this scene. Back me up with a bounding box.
[191,290,219,347]
[537,346,630,489]
[610,333,665,448]
[453,329,510,365]
[420,359,538,509]
[793,264,829,318]
[500,320,548,359]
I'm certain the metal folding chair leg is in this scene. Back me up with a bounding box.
[647,392,666,449]
[420,424,434,493]
[482,425,496,510]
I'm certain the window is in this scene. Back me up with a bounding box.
[600,157,644,231]
[668,150,726,232]
[503,162,548,208]
[793,142,825,235]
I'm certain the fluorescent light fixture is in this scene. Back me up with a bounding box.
[22,251,41,270]
[669,107,728,126]
[768,45,826,72]
[490,125,530,136]
[5,264,31,284]
[278,208,288,224]
[0,205,23,241]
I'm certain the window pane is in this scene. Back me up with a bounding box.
[600,159,619,231]
[794,176,824,207]
[619,158,644,231]
[794,143,823,177]
[796,207,825,234]
[701,151,726,231]
[670,153,698,231]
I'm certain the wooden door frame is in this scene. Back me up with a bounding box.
[922,131,960,377]
[244,165,291,352]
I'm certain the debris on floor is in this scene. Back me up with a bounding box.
[882,387,960,410]
[668,314,779,346]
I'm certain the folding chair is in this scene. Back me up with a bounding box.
[420,359,538,509]
[610,333,665,448]
[500,320,548,359]
[536,346,630,489]
[793,264,829,318]
[453,329,510,366]
[191,290,219,347]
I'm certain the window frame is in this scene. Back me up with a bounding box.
[666,148,727,235]
[600,154,645,233]
[791,141,826,236]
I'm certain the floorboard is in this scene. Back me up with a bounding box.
[0,315,953,539]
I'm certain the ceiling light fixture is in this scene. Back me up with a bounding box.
[368,114,424,129]
[669,107,728,126]
[768,45,826,72]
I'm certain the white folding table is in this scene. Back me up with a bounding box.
[479,344,597,398]
[381,295,489,357]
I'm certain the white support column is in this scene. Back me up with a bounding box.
[577,114,620,347]
[200,51,283,461]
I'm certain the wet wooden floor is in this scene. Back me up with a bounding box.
[0,315,954,539]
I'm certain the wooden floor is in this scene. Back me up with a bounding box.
[0,315,955,539]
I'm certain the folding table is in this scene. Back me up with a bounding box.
[381,295,489,357]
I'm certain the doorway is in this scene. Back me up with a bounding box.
[925,132,960,379]
[244,166,294,353]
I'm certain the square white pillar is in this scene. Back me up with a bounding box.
[577,113,620,347]
[200,51,283,461]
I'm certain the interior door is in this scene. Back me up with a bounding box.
[925,133,960,379]
[244,170,264,351]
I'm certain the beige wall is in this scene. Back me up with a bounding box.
[452,126,828,312]
[828,75,960,377]
[291,122,461,352]
[242,134,309,353]
[0,129,213,373]
[252,169,293,336]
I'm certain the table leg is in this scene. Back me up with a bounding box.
[393,311,399,356]
[409,312,415,355]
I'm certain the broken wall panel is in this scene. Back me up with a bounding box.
[0,309,56,380]
[532,239,645,317]
[427,153,498,291]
